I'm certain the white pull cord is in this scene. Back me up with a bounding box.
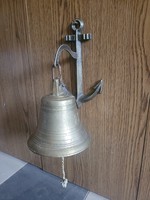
[61,157,68,188]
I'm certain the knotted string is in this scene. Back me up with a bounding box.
[61,157,68,188]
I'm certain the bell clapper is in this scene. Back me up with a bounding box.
[61,157,68,188]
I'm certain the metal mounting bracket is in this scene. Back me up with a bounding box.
[54,19,103,107]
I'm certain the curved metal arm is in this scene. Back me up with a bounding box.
[79,80,104,103]
[54,44,77,67]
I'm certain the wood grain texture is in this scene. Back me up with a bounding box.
[137,102,150,200]
[0,0,42,166]
[0,0,150,200]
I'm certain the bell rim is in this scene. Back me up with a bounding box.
[27,135,90,158]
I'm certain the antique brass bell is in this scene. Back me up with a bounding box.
[28,19,103,158]
[28,78,90,157]
[27,19,103,187]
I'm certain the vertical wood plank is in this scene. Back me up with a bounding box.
[136,0,150,199]
[0,0,41,166]
[137,102,150,200]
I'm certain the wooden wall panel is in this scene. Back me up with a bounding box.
[0,0,42,166]
[0,0,150,200]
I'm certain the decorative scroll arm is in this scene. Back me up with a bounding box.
[54,44,77,67]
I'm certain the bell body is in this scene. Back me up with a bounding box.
[28,88,90,157]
